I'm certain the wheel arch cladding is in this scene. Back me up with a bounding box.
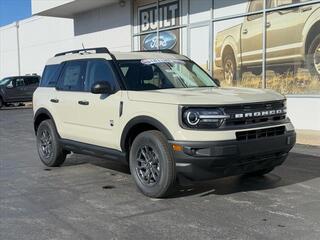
[120,116,174,154]
[34,108,56,135]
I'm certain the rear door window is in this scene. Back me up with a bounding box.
[15,78,25,87]
[25,77,40,86]
[57,61,87,91]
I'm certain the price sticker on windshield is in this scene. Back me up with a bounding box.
[141,59,185,65]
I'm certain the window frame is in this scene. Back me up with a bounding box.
[247,0,264,21]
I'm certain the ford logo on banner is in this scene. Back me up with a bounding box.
[143,31,177,50]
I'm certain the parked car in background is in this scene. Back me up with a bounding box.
[215,0,320,83]
[0,75,40,108]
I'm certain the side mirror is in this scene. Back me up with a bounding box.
[213,78,221,87]
[91,81,114,94]
[6,84,13,89]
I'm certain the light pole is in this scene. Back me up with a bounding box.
[16,21,21,76]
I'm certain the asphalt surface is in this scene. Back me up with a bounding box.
[1,108,320,240]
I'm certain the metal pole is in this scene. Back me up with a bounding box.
[157,0,160,50]
[16,21,21,76]
[262,0,267,89]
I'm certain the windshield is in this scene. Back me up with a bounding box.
[119,59,217,91]
[0,78,11,86]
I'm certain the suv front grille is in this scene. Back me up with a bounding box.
[224,101,286,127]
[236,126,285,141]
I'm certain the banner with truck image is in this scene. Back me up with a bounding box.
[213,0,320,94]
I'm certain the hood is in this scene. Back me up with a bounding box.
[127,87,285,105]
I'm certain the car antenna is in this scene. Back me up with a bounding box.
[82,43,88,54]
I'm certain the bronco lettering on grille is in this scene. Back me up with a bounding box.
[233,109,286,119]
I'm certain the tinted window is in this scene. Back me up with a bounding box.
[25,77,39,86]
[40,64,61,87]
[84,60,117,92]
[57,61,87,91]
[15,78,25,87]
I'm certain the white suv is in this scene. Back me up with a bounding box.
[33,47,296,198]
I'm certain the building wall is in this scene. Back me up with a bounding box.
[0,23,19,77]
[73,2,132,51]
[287,96,320,131]
[0,2,132,79]
[32,0,74,15]
[0,16,75,78]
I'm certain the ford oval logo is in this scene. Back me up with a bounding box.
[143,31,177,51]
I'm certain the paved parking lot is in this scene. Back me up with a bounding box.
[1,108,320,240]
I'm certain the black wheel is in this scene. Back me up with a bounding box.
[223,52,238,85]
[129,130,176,198]
[245,167,274,177]
[0,97,3,109]
[306,33,320,79]
[36,119,66,167]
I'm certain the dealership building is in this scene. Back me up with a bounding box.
[0,0,319,142]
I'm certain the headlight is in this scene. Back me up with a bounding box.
[182,108,230,129]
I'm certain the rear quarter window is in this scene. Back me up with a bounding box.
[40,64,61,87]
[25,76,40,85]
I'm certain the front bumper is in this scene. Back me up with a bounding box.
[170,130,296,181]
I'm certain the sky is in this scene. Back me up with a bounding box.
[0,0,31,27]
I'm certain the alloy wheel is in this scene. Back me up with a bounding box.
[313,42,320,75]
[39,128,53,160]
[224,59,235,84]
[135,145,161,186]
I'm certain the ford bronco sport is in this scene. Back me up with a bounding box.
[33,47,296,198]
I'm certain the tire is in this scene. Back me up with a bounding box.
[129,130,176,198]
[0,97,4,109]
[223,52,238,85]
[306,33,320,79]
[245,167,274,177]
[251,69,262,76]
[36,119,66,167]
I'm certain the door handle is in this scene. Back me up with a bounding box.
[301,6,312,12]
[50,99,59,103]
[242,29,248,34]
[78,100,89,106]
[266,22,271,28]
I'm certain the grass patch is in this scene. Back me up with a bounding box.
[215,68,320,94]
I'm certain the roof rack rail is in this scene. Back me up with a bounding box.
[134,49,178,54]
[54,47,110,57]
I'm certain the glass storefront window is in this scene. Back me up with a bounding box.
[213,0,250,19]
[189,25,210,72]
[213,14,263,88]
[132,0,320,95]
[189,0,212,23]
[134,0,181,52]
